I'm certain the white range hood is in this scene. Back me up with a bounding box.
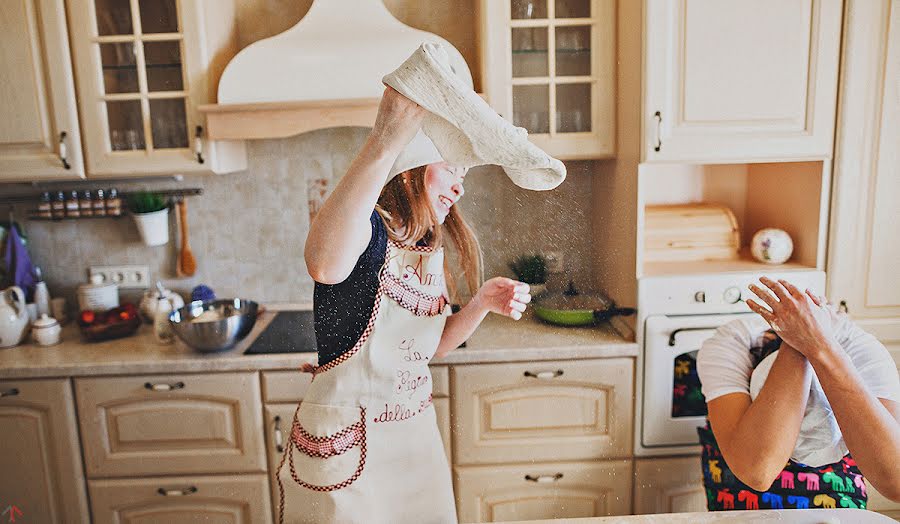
[202,0,473,139]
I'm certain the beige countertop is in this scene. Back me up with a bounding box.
[491,509,891,524]
[0,307,636,379]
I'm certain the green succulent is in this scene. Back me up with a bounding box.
[509,254,547,284]
[126,191,168,214]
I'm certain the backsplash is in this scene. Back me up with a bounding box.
[5,129,594,308]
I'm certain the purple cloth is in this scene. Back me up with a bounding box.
[4,225,36,302]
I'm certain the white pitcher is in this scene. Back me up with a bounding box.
[0,286,29,348]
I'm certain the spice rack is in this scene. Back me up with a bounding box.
[1,188,202,222]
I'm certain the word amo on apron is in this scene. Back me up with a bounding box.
[276,239,457,524]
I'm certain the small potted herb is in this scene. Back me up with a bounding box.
[127,191,169,246]
[509,254,548,297]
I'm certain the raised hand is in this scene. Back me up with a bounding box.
[746,276,836,358]
[370,86,428,154]
[474,277,532,320]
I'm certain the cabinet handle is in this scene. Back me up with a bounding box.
[653,111,662,152]
[668,327,719,347]
[523,369,564,379]
[274,415,284,453]
[157,486,198,496]
[194,125,205,164]
[144,381,185,391]
[839,300,849,314]
[0,388,20,398]
[59,132,71,169]
[525,473,564,483]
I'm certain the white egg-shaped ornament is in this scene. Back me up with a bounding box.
[751,228,794,264]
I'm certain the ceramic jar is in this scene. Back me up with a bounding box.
[32,314,62,346]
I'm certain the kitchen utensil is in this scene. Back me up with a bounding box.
[140,283,184,323]
[533,282,635,327]
[78,274,119,312]
[32,314,61,346]
[176,198,197,276]
[644,204,740,263]
[0,286,29,348]
[154,292,177,344]
[33,266,50,317]
[169,298,259,352]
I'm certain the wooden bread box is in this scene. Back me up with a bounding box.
[644,204,740,262]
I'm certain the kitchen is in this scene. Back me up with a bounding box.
[0,0,898,522]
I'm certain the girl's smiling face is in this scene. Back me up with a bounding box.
[424,162,466,224]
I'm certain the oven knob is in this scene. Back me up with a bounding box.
[694,291,706,303]
[723,287,742,304]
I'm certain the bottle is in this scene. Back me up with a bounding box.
[51,191,66,219]
[153,293,175,344]
[65,191,80,217]
[33,266,51,317]
[79,190,93,217]
[106,188,122,216]
[37,192,52,218]
[92,189,107,217]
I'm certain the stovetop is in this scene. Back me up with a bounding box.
[243,311,317,354]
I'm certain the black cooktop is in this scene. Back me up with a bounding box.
[244,311,317,354]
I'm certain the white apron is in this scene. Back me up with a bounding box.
[277,240,458,524]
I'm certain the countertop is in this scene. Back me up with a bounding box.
[490,509,891,524]
[0,305,637,379]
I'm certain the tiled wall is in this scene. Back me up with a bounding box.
[8,129,595,309]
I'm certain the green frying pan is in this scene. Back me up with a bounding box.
[533,282,636,327]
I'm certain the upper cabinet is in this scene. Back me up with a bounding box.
[481,0,615,159]
[0,0,84,181]
[643,0,843,163]
[65,0,246,177]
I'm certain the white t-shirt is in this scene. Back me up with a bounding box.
[697,314,900,466]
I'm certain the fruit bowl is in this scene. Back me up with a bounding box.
[78,303,142,342]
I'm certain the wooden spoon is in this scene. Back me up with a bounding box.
[177,199,197,277]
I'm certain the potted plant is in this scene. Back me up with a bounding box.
[127,191,169,246]
[509,254,548,297]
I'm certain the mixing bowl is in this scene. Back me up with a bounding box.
[169,298,259,352]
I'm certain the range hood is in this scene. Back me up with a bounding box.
[200,0,473,140]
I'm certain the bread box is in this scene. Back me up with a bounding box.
[644,204,740,263]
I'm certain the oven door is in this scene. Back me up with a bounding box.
[642,313,756,448]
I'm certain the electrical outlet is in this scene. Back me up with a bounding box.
[89,265,151,289]
[545,251,565,273]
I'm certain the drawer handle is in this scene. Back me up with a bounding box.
[194,125,205,164]
[274,415,284,453]
[157,486,198,496]
[525,473,564,483]
[0,388,20,398]
[653,111,662,152]
[523,370,563,380]
[59,131,71,169]
[144,381,185,391]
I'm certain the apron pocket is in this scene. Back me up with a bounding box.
[286,402,367,491]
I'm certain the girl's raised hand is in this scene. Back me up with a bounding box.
[474,277,532,320]
[370,86,428,154]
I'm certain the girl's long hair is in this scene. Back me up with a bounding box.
[376,166,482,301]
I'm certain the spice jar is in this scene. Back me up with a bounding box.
[37,192,52,218]
[79,190,93,217]
[92,189,107,217]
[106,188,122,216]
[65,191,80,217]
[51,191,66,219]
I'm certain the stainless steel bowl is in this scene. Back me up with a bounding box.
[169,299,259,352]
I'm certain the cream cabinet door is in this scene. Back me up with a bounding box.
[867,481,900,520]
[633,457,707,514]
[455,460,632,522]
[434,396,452,465]
[0,0,83,181]
[65,0,245,176]
[644,0,842,162]
[89,474,271,524]
[828,0,900,358]
[0,379,90,523]
[75,372,266,478]
[452,359,633,464]
[264,403,300,524]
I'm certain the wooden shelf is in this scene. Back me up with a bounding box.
[642,250,818,277]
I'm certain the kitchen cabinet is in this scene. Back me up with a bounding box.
[643,0,842,163]
[88,474,271,523]
[452,358,633,465]
[455,459,632,522]
[0,378,90,523]
[432,365,453,464]
[480,0,615,159]
[0,0,84,181]
[828,0,900,361]
[75,372,267,477]
[633,457,706,514]
[867,482,900,520]
[65,0,246,176]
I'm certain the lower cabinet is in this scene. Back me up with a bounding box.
[0,378,91,523]
[454,460,633,522]
[88,474,272,523]
[867,482,900,520]
[633,457,707,514]
[264,403,300,524]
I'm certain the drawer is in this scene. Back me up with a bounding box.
[455,460,633,522]
[261,370,313,402]
[633,457,706,514]
[75,372,266,478]
[89,474,271,524]
[431,365,450,397]
[452,359,634,464]
[867,481,900,520]
[434,397,452,464]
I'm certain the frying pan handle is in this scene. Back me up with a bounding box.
[593,307,636,322]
